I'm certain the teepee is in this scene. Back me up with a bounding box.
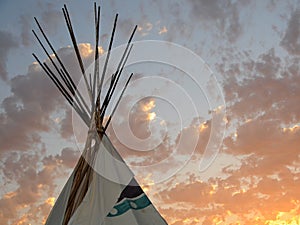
[32,3,168,225]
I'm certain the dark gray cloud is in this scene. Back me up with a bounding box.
[0,65,62,152]
[153,0,246,44]
[17,2,62,47]
[220,48,300,124]
[40,4,62,35]
[118,18,136,38]
[188,0,225,22]
[20,14,32,46]
[55,147,80,168]
[165,18,194,42]
[187,0,246,43]
[0,43,94,153]
[0,30,18,81]
[281,8,300,55]
[215,48,300,195]
[60,109,73,139]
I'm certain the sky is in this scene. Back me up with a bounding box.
[1,0,300,224]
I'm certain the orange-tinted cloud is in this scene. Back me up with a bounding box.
[0,146,79,224]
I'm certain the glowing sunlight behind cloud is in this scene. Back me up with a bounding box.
[147,112,156,121]
[141,99,156,112]
[45,197,56,207]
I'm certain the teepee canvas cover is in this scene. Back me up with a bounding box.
[33,3,167,225]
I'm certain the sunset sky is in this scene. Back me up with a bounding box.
[1,0,300,224]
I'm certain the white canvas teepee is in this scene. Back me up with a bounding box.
[33,3,168,225]
[46,134,166,225]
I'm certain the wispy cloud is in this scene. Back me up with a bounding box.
[0,30,18,81]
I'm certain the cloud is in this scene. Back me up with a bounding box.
[0,66,62,152]
[20,14,32,46]
[187,0,245,43]
[153,0,246,43]
[221,48,300,124]
[0,146,79,224]
[0,40,103,223]
[118,18,136,38]
[60,109,73,139]
[107,97,171,161]
[158,26,168,35]
[2,1,300,223]
[152,161,300,224]
[140,31,300,223]
[54,147,80,168]
[0,43,95,153]
[165,19,194,42]
[137,21,154,37]
[0,30,18,81]
[281,9,300,55]
[188,0,225,22]
[17,3,62,47]
[34,2,63,36]
[217,46,300,176]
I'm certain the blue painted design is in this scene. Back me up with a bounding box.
[107,194,151,217]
